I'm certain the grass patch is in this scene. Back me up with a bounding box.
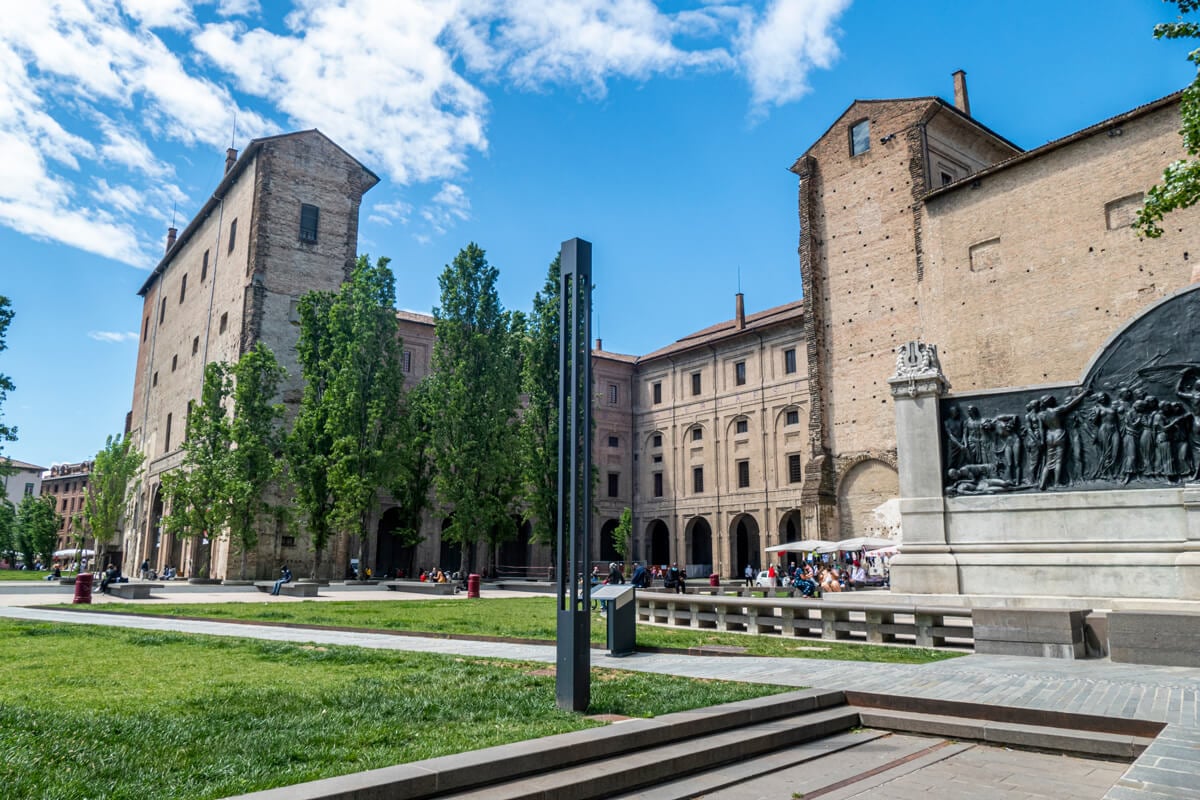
[0,619,780,800]
[0,570,66,582]
[61,597,962,663]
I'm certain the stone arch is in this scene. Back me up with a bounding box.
[685,516,713,576]
[725,414,752,439]
[646,519,670,566]
[729,513,760,576]
[836,458,899,540]
[779,509,804,542]
[376,507,418,579]
[598,518,622,563]
[683,421,706,445]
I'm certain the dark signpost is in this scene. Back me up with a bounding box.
[556,238,592,712]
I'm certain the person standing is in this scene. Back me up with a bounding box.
[743,563,754,587]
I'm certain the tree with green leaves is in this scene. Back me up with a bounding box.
[385,377,434,577]
[1136,1,1200,237]
[227,344,287,580]
[520,256,560,550]
[17,493,58,568]
[611,507,633,563]
[0,498,16,567]
[428,243,523,575]
[289,255,405,579]
[159,361,234,578]
[0,296,16,464]
[81,434,144,572]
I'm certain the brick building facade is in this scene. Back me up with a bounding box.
[793,74,1200,542]
[41,461,92,557]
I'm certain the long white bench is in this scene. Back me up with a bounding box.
[253,581,319,597]
[384,581,456,595]
[106,583,163,600]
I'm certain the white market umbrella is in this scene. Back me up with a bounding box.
[866,544,901,557]
[819,536,896,553]
[53,548,94,558]
[765,540,833,554]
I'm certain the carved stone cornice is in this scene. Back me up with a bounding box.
[887,341,948,398]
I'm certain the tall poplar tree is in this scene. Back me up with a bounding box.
[227,344,287,580]
[289,255,405,578]
[0,296,16,463]
[17,494,59,568]
[520,256,560,549]
[82,434,144,571]
[159,361,233,578]
[429,243,522,575]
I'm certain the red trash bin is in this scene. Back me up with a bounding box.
[467,573,481,598]
[73,572,93,604]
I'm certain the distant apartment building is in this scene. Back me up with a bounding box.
[40,461,92,555]
[1,458,43,508]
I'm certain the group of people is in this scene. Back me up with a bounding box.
[944,373,1200,493]
[746,561,874,596]
[590,562,687,593]
[138,560,177,580]
[417,567,451,583]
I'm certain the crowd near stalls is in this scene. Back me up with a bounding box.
[751,538,898,594]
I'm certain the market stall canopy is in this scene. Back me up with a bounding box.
[866,545,901,556]
[53,548,94,558]
[765,540,833,553]
[817,537,896,553]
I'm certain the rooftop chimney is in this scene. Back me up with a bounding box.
[595,338,603,351]
[952,70,970,116]
[735,292,745,330]
[165,226,177,254]
[225,147,238,174]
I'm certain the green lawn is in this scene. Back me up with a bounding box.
[61,597,962,663]
[0,618,782,800]
[0,570,66,581]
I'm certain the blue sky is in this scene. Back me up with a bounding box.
[1,0,1196,469]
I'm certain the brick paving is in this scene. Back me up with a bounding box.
[3,584,1199,798]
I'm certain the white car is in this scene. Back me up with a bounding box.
[754,571,774,587]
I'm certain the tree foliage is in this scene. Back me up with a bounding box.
[520,256,560,549]
[227,344,287,580]
[17,494,58,567]
[611,507,633,562]
[428,243,523,574]
[0,296,16,462]
[289,255,405,578]
[1136,1,1200,237]
[385,378,434,570]
[0,499,16,567]
[159,361,234,578]
[82,434,144,570]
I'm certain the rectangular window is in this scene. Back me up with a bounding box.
[851,119,870,155]
[652,434,662,448]
[653,472,663,498]
[608,435,619,448]
[402,349,412,373]
[691,372,701,396]
[164,413,173,453]
[788,454,803,483]
[607,473,619,498]
[152,371,158,387]
[735,361,746,386]
[159,297,166,324]
[171,354,178,372]
[192,336,199,356]
[652,454,662,464]
[219,312,228,334]
[607,384,618,405]
[179,273,187,304]
[143,316,149,342]
[201,249,209,282]
[785,409,799,426]
[186,399,194,432]
[652,381,662,404]
[735,419,748,435]
[228,218,238,253]
[693,466,704,494]
[784,348,797,375]
[23,482,33,496]
[737,460,750,489]
[692,428,703,442]
[281,535,296,548]
[299,203,319,243]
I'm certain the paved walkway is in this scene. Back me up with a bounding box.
[4,582,1199,798]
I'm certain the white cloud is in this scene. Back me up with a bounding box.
[214,0,260,17]
[421,182,471,235]
[119,0,197,31]
[88,330,140,343]
[369,200,413,227]
[738,0,850,110]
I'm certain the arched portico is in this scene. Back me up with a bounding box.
[729,513,760,577]
[685,516,713,577]
[646,519,670,565]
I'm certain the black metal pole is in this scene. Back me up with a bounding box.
[556,238,592,712]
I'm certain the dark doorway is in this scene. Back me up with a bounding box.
[599,518,621,563]
[496,519,531,577]
[376,507,417,579]
[648,520,670,566]
[733,514,760,578]
[687,517,712,577]
[781,510,803,542]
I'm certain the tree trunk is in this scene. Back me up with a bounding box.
[239,547,248,581]
[313,545,323,582]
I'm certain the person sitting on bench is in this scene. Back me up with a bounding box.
[270,565,293,596]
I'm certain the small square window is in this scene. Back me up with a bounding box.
[281,536,296,548]
[652,434,662,448]
[607,473,619,498]
[785,409,800,426]
[735,361,746,386]
[737,460,750,489]
[607,384,618,405]
[653,472,663,498]
[788,454,803,483]
[228,218,238,253]
[652,454,662,464]
[693,466,704,494]
[691,372,701,396]
[652,381,662,404]
[850,119,870,156]
[784,348,797,375]
[735,419,748,435]
[608,436,619,448]
[692,428,703,442]
[299,203,319,243]
[219,312,228,334]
